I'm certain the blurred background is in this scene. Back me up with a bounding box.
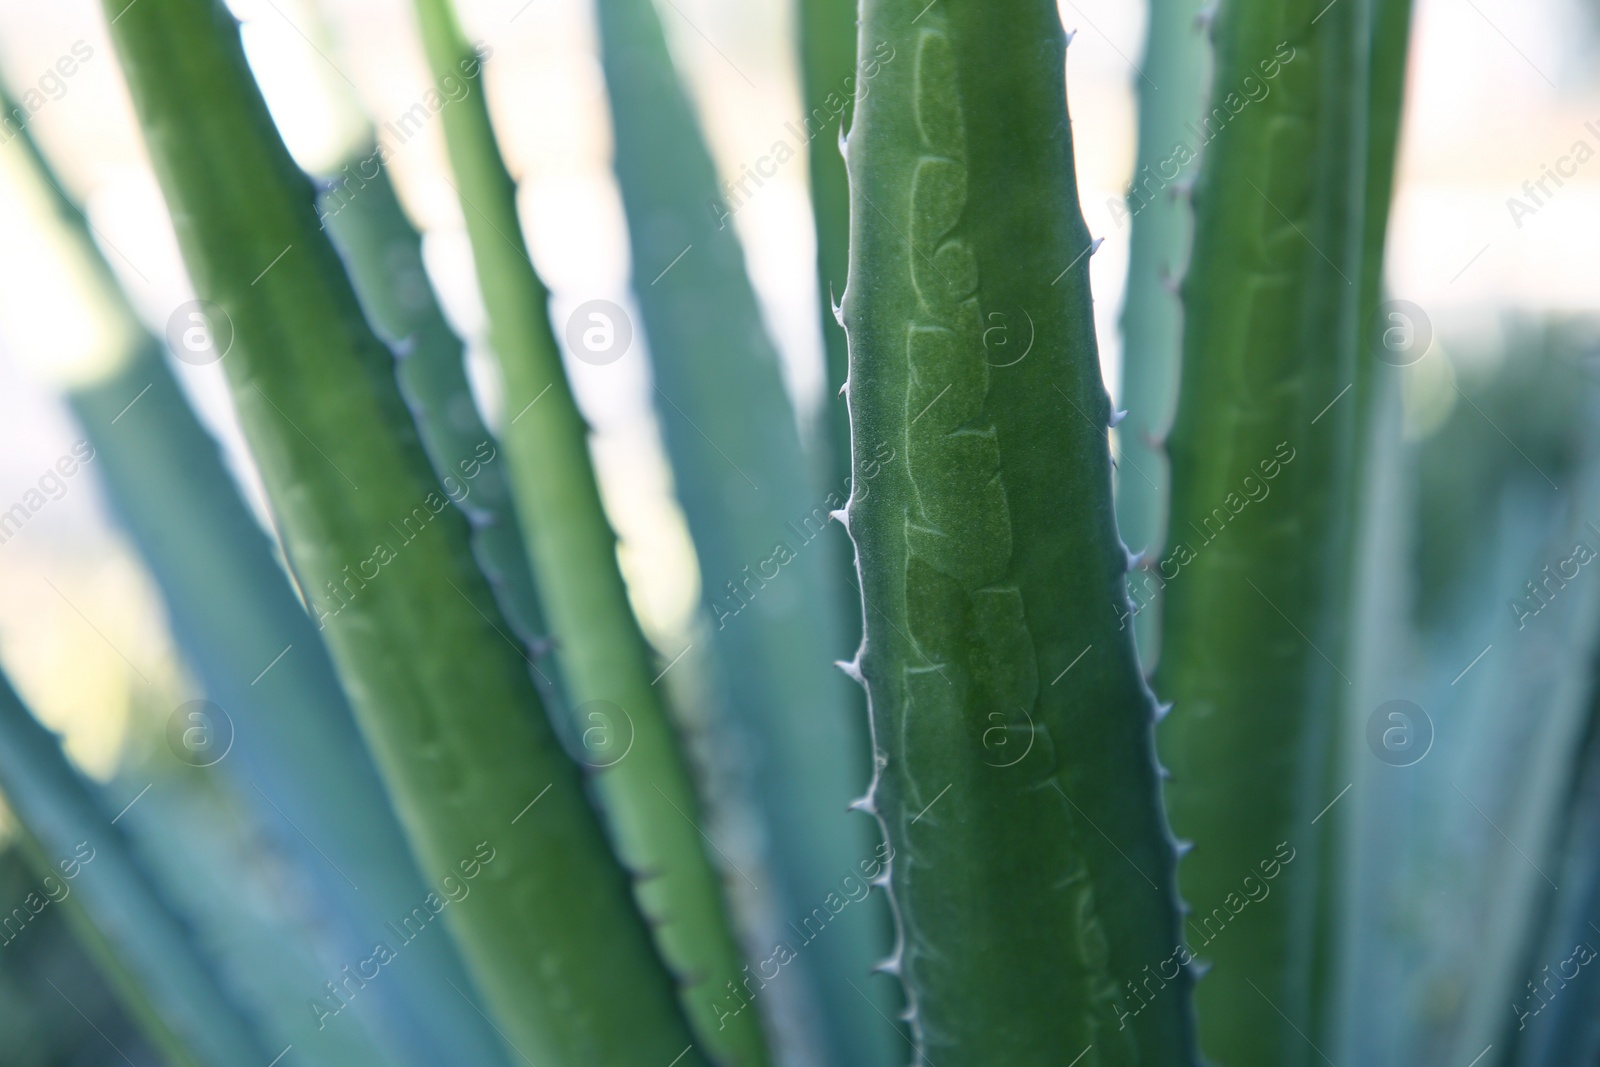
[0,0,1592,1060]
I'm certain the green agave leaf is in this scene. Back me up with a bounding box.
[109,765,405,1066]
[0,674,269,1067]
[1319,0,1415,1048]
[100,0,704,1061]
[1357,0,1415,343]
[1515,673,1600,1067]
[593,0,895,1061]
[1444,486,1600,1067]
[1116,0,1211,657]
[800,0,859,503]
[317,147,560,712]
[840,2,1198,1062]
[1154,0,1374,1061]
[1,84,514,1066]
[1328,356,1412,1066]
[1501,360,1600,1067]
[1378,327,1600,1067]
[402,0,749,1061]
[1345,0,1416,490]
[1390,473,1598,1067]
[0,848,163,1067]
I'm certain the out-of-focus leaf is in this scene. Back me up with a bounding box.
[0,673,270,1067]
[1,78,513,1067]
[593,0,893,1060]
[101,0,709,1060]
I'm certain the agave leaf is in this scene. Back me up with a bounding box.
[1318,0,1416,1047]
[1441,481,1600,1066]
[0,674,269,1067]
[800,0,859,502]
[0,76,520,1066]
[593,0,895,1061]
[1154,0,1374,1060]
[1356,0,1415,342]
[1515,676,1600,1067]
[840,3,1198,1062]
[100,0,705,1060]
[109,765,413,1066]
[1385,327,1600,1067]
[1332,313,1600,1067]
[317,146,560,714]
[1116,0,1211,658]
[402,0,754,1061]
[1397,474,1598,1067]
[1343,0,1416,505]
[0,852,164,1067]
[1328,362,1415,1066]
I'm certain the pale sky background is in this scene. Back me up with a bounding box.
[0,0,1588,775]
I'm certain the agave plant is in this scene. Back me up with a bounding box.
[0,0,1593,1064]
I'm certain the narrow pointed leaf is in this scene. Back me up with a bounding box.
[1155,1,1375,1062]
[0,87,516,1067]
[403,0,745,1060]
[0,673,269,1067]
[800,0,860,499]
[318,151,560,702]
[1516,677,1600,1066]
[1116,0,1210,655]
[1317,0,1415,1045]
[595,0,895,1060]
[841,2,1198,1062]
[100,0,704,1060]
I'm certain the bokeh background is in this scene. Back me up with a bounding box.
[0,0,1592,1060]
